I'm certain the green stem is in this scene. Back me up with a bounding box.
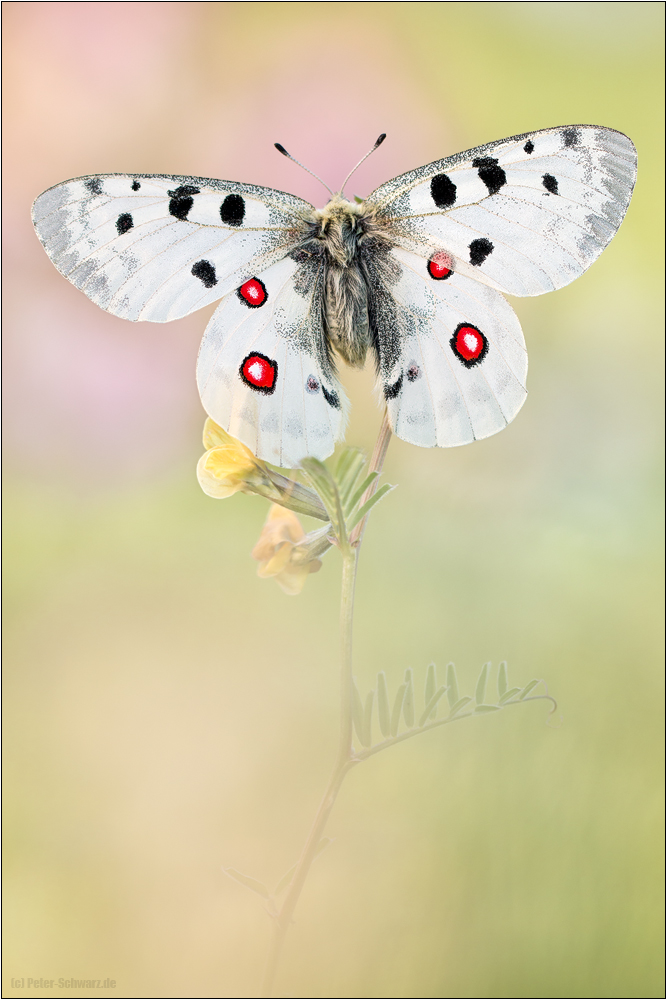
[262,412,391,997]
[262,547,359,998]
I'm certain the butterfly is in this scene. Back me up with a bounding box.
[32,125,636,468]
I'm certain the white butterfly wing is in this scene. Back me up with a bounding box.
[197,254,347,467]
[366,247,527,447]
[32,174,311,322]
[367,126,636,296]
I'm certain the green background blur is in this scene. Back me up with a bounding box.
[3,3,664,997]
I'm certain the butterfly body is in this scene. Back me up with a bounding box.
[32,125,636,467]
[296,193,393,369]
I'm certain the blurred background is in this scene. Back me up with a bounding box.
[3,3,663,997]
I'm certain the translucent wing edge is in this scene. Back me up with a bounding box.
[365,125,637,209]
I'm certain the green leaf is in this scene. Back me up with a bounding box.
[475,704,501,713]
[448,696,472,718]
[390,682,407,737]
[519,679,541,699]
[336,448,366,510]
[224,868,270,899]
[334,445,356,481]
[352,679,365,744]
[446,663,459,708]
[499,687,521,704]
[497,661,508,699]
[402,668,415,728]
[424,663,436,715]
[347,483,394,531]
[377,671,390,737]
[346,471,379,516]
[475,662,490,705]
[419,685,447,727]
[362,690,374,747]
[301,457,346,542]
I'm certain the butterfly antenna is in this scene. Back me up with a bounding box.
[274,143,334,197]
[339,133,386,196]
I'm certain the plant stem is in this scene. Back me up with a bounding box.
[262,412,392,997]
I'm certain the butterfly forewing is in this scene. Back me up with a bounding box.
[366,125,636,297]
[32,174,311,322]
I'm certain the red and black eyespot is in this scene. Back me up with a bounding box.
[240,353,278,394]
[427,252,453,280]
[450,323,488,367]
[237,278,268,308]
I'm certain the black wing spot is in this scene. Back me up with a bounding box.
[167,184,200,220]
[472,156,506,195]
[383,374,403,400]
[191,259,217,288]
[469,238,494,266]
[430,173,457,208]
[84,178,103,195]
[523,140,534,154]
[220,194,245,226]
[131,180,141,191]
[322,385,341,410]
[542,173,559,195]
[562,127,580,147]
[406,365,421,383]
[116,213,133,235]
[306,375,320,394]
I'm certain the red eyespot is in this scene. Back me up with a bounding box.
[240,353,277,393]
[427,252,453,280]
[237,277,267,307]
[450,324,488,367]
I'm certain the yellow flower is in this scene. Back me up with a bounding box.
[197,418,329,521]
[251,505,323,596]
[197,419,267,499]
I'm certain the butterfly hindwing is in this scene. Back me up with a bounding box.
[31,174,311,322]
[367,126,636,297]
[367,246,527,447]
[197,255,347,467]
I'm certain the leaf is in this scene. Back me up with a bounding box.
[424,663,436,716]
[475,704,501,713]
[377,671,391,737]
[402,668,415,728]
[223,867,270,899]
[446,663,459,708]
[448,696,472,718]
[274,838,333,896]
[301,457,346,542]
[390,682,407,737]
[499,687,521,704]
[475,662,490,705]
[352,679,365,745]
[334,445,356,482]
[419,685,447,727]
[519,679,541,699]
[347,483,394,531]
[362,690,374,747]
[497,661,508,699]
[346,471,379,516]
[336,448,366,510]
